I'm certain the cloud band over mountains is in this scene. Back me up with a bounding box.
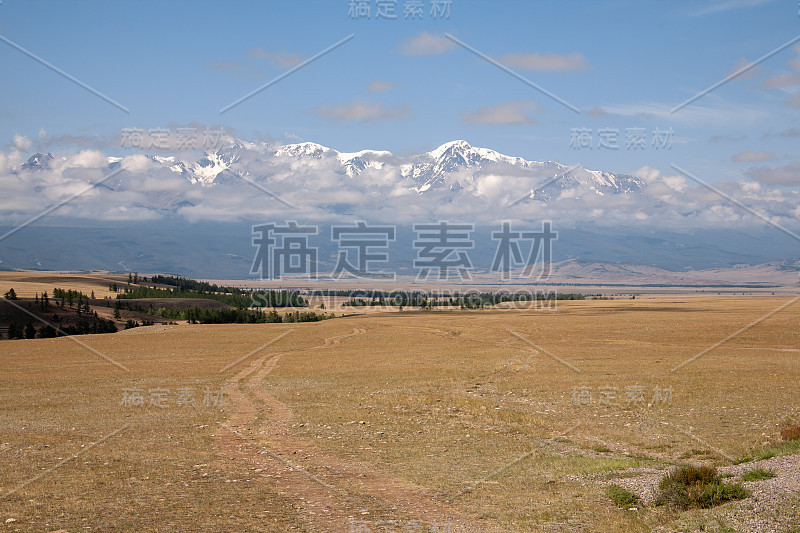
[2,134,798,234]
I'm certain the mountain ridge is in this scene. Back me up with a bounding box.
[18,139,645,202]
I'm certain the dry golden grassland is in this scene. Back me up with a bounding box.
[0,272,122,299]
[0,290,798,531]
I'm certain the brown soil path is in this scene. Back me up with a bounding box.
[215,325,491,532]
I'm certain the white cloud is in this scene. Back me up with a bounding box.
[601,101,768,127]
[1,135,798,230]
[757,73,800,90]
[731,150,775,162]
[367,79,395,93]
[755,46,800,107]
[398,32,455,56]
[633,166,663,184]
[746,162,800,186]
[462,100,537,125]
[315,102,409,122]
[68,149,107,168]
[120,154,156,173]
[12,134,31,151]
[634,166,687,192]
[727,57,765,81]
[247,48,303,68]
[500,52,589,72]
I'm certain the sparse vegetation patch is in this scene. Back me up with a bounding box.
[655,465,750,510]
[606,484,640,508]
[740,468,775,482]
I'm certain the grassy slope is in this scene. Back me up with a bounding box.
[0,296,797,531]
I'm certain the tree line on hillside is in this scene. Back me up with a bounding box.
[114,300,330,324]
[1,277,327,340]
[114,285,305,308]
[107,274,307,308]
[110,274,250,297]
[149,275,242,295]
[127,273,146,285]
[4,318,117,340]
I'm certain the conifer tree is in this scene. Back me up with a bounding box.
[7,322,21,339]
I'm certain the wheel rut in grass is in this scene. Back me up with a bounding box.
[216,325,490,532]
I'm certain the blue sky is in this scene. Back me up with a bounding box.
[1,0,799,183]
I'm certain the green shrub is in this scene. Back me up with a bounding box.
[740,468,775,482]
[655,465,750,510]
[696,481,750,508]
[606,484,640,508]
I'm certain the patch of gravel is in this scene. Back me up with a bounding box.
[593,453,800,532]
[715,454,800,533]
[595,467,665,505]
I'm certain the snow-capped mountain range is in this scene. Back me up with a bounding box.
[19,139,644,205]
[8,139,800,273]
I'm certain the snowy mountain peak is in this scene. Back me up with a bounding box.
[427,140,531,167]
[21,152,55,171]
[274,142,331,159]
[90,137,644,201]
[428,140,474,159]
[187,152,233,185]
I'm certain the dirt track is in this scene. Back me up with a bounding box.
[215,326,490,532]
